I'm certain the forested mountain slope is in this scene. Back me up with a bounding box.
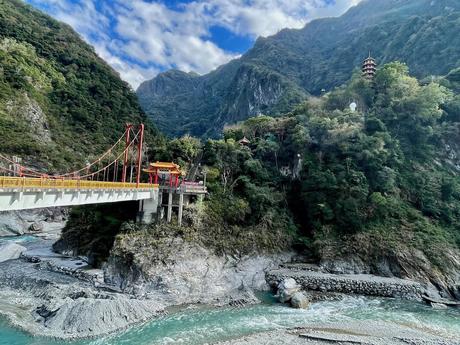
[193,63,460,297]
[137,0,460,138]
[0,0,157,171]
[71,63,460,297]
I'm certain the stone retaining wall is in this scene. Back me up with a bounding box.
[266,268,426,300]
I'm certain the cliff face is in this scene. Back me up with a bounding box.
[137,0,460,138]
[216,64,306,127]
[104,233,292,305]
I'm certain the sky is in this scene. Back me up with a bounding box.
[25,0,362,89]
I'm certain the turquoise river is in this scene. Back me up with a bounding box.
[1,293,459,345]
[0,236,459,345]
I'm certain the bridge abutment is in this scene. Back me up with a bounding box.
[167,192,173,223]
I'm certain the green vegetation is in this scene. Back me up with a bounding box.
[163,63,459,267]
[98,62,457,272]
[0,0,158,170]
[138,0,460,138]
[69,62,460,270]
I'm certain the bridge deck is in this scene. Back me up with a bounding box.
[0,177,156,190]
[0,177,159,212]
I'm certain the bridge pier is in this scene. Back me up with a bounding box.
[137,198,158,224]
[155,185,207,226]
[157,192,163,222]
[167,192,173,223]
[178,192,184,226]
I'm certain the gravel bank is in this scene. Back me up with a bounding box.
[214,321,460,345]
[0,257,165,339]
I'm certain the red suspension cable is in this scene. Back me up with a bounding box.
[0,125,146,184]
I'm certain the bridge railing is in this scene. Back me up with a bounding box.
[0,177,157,190]
[179,183,207,194]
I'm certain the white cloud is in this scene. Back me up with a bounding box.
[93,43,159,90]
[112,0,240,76]
[25,0,362,88]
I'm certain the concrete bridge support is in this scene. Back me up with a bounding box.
[137,197,159,224]
[167,192,173,223]
[157,185,207,226]
[178,193,184,226]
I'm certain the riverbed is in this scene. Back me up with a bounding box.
[1,293,459,345]
[0,235,459,345]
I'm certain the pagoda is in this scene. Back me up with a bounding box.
[362,53,377,79]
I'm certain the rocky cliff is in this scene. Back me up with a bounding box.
[104,235,292,306]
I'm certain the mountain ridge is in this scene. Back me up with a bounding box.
[138,0,460,138]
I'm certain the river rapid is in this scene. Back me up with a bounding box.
[0,235,459,345]
[1,293,459,345]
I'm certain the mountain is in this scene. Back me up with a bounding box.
[89,63,460,299]
[0,0,156,171]
[137,0,460,138]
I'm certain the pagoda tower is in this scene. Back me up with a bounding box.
[362,53,377,79]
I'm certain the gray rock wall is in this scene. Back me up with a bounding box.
[0,208,67,237]
[104,237,293,306]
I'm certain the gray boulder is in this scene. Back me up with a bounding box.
[0,242,27,262]
[277,278,300,303]
[290,292,309,309]
[0,212,27,236]
[29,221,44,232]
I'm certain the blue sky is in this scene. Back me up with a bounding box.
[25,0,362,88]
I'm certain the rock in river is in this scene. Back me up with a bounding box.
[0,243,27,263]
[277,278,300,303]
[290,292,309,309]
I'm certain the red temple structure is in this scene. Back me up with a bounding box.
[143,162,182,188]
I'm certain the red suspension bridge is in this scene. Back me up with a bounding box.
[0,124,162,221]
[0,124,149,189]
[0,124,207,224]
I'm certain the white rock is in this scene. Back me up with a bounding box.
[277,278,300,303]
[278,278,299,290]
[0,243,27,262]
[430,302,448,309]
[290,292,309,309]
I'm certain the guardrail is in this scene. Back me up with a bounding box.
[180,185,207,194]
[0,177,158,190]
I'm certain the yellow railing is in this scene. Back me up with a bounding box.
[0,177,158,190]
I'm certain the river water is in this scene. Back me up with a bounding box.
[0,236,459,345]
[0,294,459,345]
